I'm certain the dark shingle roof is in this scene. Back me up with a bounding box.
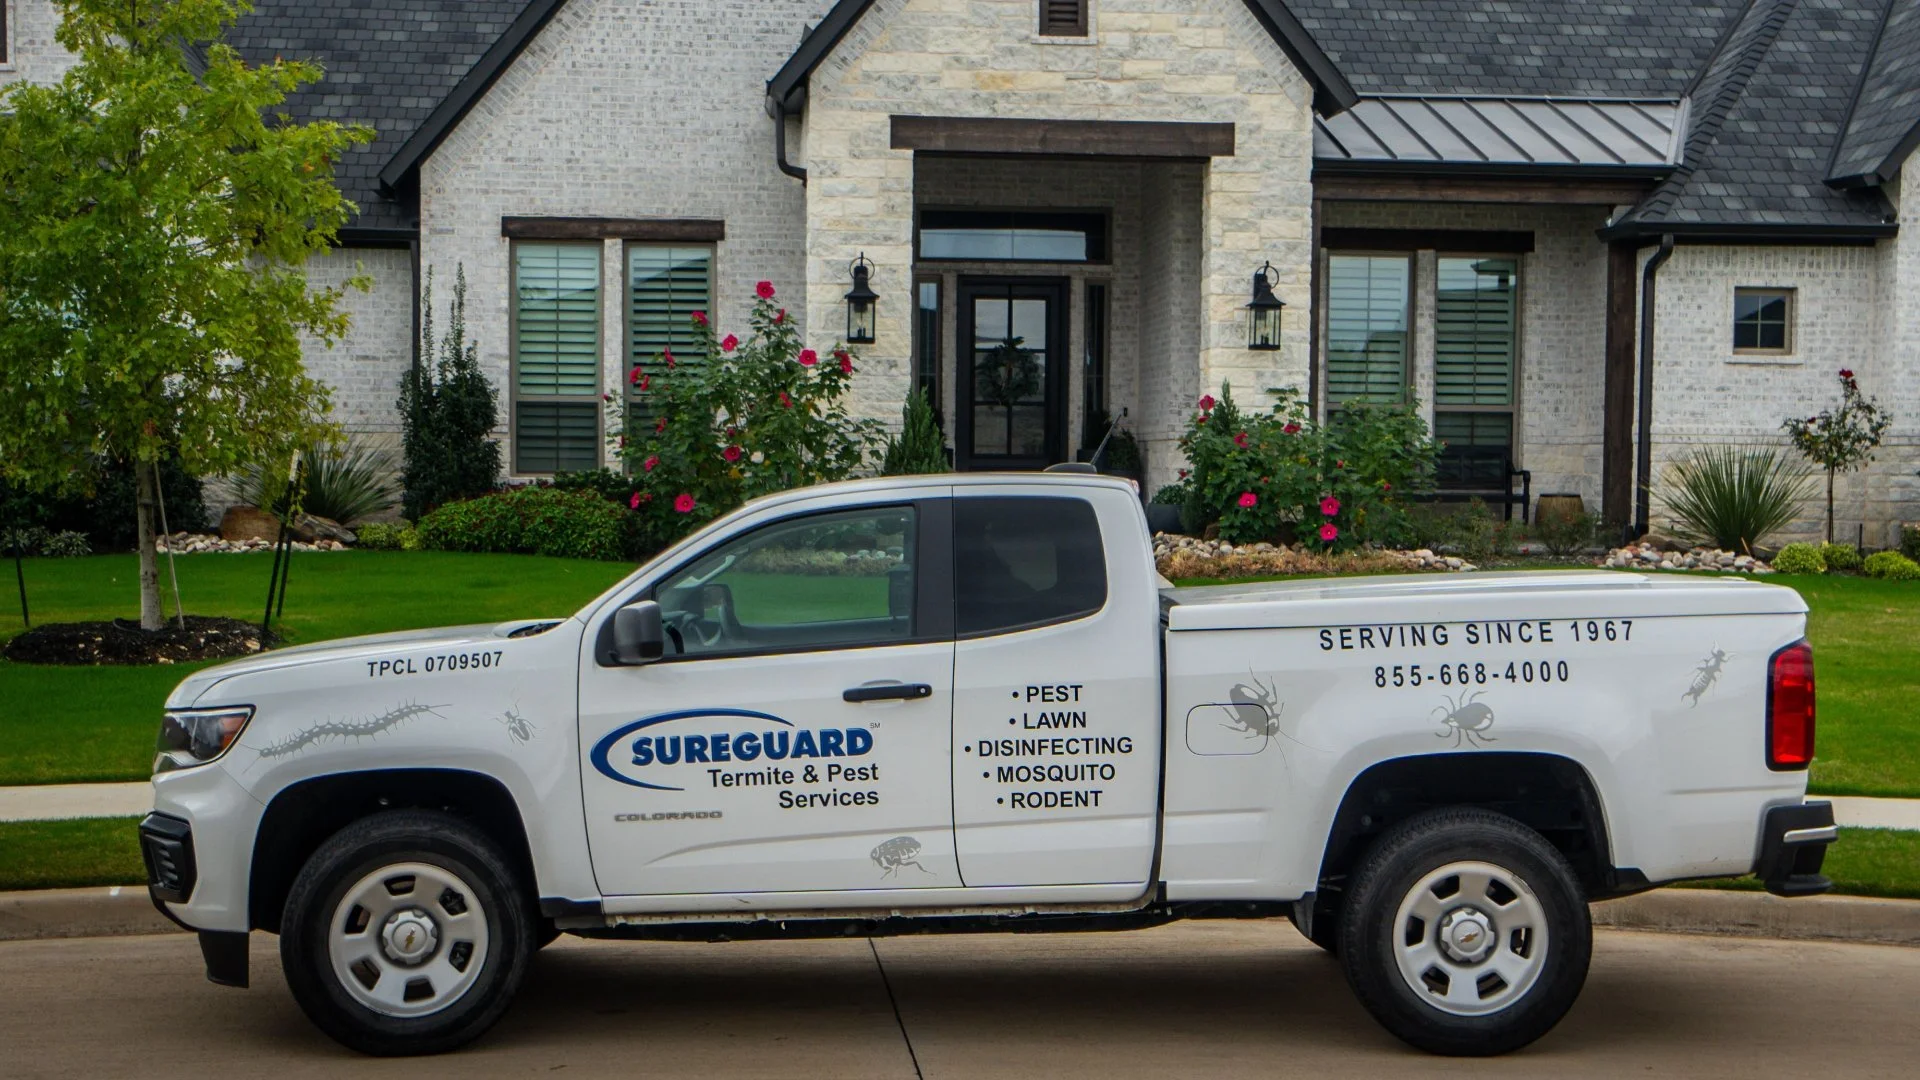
[1607,0,1894,237]
[1285,1,1746,97]
[223,1,530,233]
[1829,0,1920,185]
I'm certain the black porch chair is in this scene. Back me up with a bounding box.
[1422,445,1533,523]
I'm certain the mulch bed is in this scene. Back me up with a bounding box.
[3,616,277,665]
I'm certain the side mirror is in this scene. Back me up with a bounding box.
[612,600,666,665]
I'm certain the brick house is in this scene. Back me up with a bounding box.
[5,0,1918,542]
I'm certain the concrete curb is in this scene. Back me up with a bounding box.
[2,884,1917,946]
[1592,889,1920,946]
[0,886,183,942]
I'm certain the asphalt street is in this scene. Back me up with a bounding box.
[1,922,1915,1078]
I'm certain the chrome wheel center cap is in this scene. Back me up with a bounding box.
[381,908,439,965]
[1438,908,1496,964]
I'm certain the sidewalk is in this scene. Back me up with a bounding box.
[2,781,1918,828]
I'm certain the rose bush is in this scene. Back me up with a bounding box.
[602,283,883,551]
[1162,383,1437,549]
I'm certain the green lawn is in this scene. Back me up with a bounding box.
[0,552,633,785]
[1676,827,1920,900]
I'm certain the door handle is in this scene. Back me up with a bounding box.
[843,683,934,703]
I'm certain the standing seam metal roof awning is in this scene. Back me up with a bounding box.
[1316,96,1685,174]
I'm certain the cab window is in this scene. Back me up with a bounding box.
[654,506,917,658]
[955,496,1106,636]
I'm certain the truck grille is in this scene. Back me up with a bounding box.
[139,813,197,904]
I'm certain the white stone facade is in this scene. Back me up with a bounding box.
[303,248,416,443]
[0,0,78,89]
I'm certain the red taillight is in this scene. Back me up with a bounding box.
[1767,640,1815,770]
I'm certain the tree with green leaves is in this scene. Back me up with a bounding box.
[880,389,949,475]
[399,266,501,520]
[1782,368,1893,543]
[0,0,371,629]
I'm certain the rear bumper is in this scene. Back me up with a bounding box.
[1755,800,1835,897]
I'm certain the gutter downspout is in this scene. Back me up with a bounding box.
[1633,234,1676,539]
[409,236,423,376]
[772,97,807,184]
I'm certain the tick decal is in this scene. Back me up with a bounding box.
[1433,692,1497,748]
[870,835,933,878]
[1683,649,1729,707]
[1224,672,1283,738]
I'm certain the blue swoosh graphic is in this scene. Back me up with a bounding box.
[589,708,794,790]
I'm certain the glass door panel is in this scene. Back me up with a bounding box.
[958,280,1066,469]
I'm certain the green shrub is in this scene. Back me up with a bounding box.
[39,530,91,558]
[1446,500,1520,562]
[0,453,208,552]
[1658,446,1812,554]
[233,437,399,524]
[400,267,502,519]
[352,521,418,551]
[552,468,640,505]
[1772,542,1827,575]
[1530,508,1597,557]
[1902,526,1920,562]
[1863,550,1920,581]
[416,487,635,561]
[1,526,48,555]
[1819,542,1862,572]
[880,389,949,475]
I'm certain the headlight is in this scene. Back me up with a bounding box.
[154,706,254,772]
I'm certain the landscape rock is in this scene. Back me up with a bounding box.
[217,505,281,543]
[289,514,355,544]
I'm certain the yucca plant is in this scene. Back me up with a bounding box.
[1658,446,1812,554]
[232,438,400,524]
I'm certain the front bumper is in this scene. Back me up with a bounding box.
[1755,800,1835,897]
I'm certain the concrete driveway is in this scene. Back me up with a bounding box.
[1,922,1914,1078]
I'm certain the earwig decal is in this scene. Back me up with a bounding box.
[1683,649,1729,707]
[1433,692,1497,748]
[251,701,447,760]
[870,835,933,878]
[1224,671,1283,738]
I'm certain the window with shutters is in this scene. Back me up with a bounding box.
[512,242,603,475]
[1038,0,1089,38]
[1324,255,1411,406]
[626,244,712,396]
[1433,256,1517,454]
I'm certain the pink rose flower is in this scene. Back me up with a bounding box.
[798,348,818,367]
[722,445,742,463]
[721,334,738,352]
[663,347,675,368]
[756,281,776,299]
[1237,491,1257,509]
[1320,496,1340,517]
[1319,523,1339,542]
[628,492,642,510]
[1233,431,1249,448]
[775,308,787,324]
[643,455,659,472]
[691,310,707,327]
[674,493,696,514]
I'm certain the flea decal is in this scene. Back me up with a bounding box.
[251,701,447,760]
[1433,692,1496,748]
[870,835,933,878]
[1224,672,1283,738]
[1683,649,1729,707]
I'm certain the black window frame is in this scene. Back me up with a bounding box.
[954,495,1108,639]
[916,209,1110,264]
[914,275,944,425]
[1038,0,1090,37]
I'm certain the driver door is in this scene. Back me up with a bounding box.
[578,500,960,899]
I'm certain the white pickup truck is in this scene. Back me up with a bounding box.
[142,473,1834,1057]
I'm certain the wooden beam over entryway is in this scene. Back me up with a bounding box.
[890,116,1235,159]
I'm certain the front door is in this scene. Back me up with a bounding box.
[957,278,1069,470]
[578,500,960,898]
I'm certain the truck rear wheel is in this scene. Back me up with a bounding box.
[1338,808,1590,1055]
[280,810,535,1056]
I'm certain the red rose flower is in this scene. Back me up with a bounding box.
[1198,394,1216,412]
[721,334,738,352]
[756,281,776,299]
[1320,496,1341,517]
[1839,368,1854,378]
[1319,523,1339,542]
[722,445,742,463]
[655,416,668,434]
[1237,491,1257,509]
[779,391,792,409]
[628,492,642,510]
[775,308,786,324]
[674,493,696,514]
[1233,431,1249,448]
[798,348,818,367]
[643,455,659,472]
[1283,421,1300,435]
[840,353,854,375]
[663,346,675,368]
[691,310,708,327]
[1178,468,1190,479]
[601,392,613,403]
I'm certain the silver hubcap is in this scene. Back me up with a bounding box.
[328,862,490,1018]
[1392,860,1549,1017]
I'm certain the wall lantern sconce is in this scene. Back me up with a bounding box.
[845,254,879,344]
[1246,261,1285,351]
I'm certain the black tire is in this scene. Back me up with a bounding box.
[280,810,536,1056]
[1287,895,1341,955]
[1337,808,1591,1056]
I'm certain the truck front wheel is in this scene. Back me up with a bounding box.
[1338,808,1590,1055]
[279,810,536,1055]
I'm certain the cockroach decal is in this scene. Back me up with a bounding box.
[1683,649,1729,707]
[494,704,536,746]
[1224,671,1282,738]
[1433,692,1496,748]
[250,701,447,760]
[870,835,933,877]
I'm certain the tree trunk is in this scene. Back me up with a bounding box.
[136,462,163,631]
[1825,469,1836,545]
